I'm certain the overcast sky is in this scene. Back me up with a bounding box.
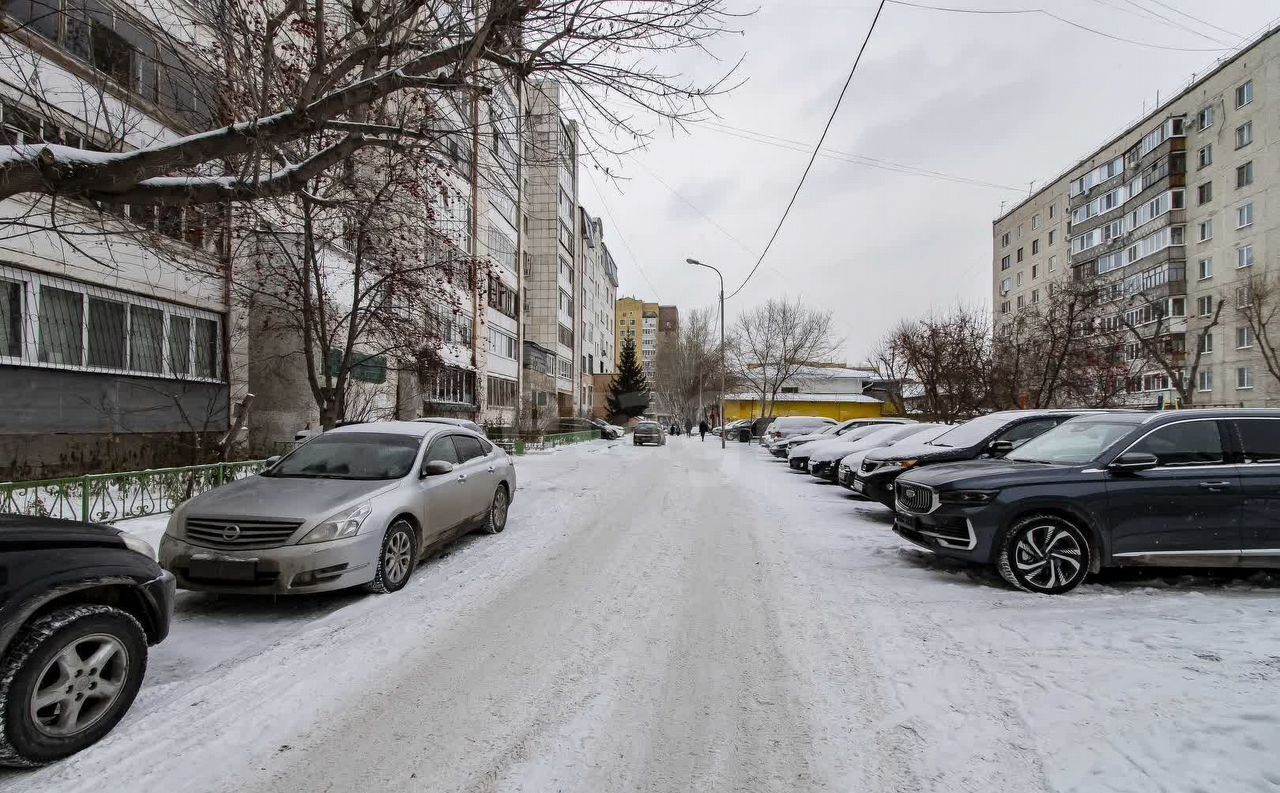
[575,0,1278,366]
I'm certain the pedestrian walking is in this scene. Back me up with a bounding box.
[684,417,693,436]
[698,419,709,441]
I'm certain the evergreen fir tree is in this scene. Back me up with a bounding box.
[608,336,651,419]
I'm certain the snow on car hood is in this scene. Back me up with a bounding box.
[796,437,864,462]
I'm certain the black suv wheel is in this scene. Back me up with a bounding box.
[997,514,1090,594]
[0,605,148,766]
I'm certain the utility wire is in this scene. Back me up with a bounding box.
[700,120,1024,191]
[1116,0,1230,45]
[583,165,662,301]
[1142,0,1241,40]
[725,0,888,301]
[885,0,1232,51]
[1084,0,1230,45]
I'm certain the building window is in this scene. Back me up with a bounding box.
[1000,300,1010,314]
[1196,295,1214,316]
[1031,214,1040,229]
[1237,366,1254,389]
[426,366,476,405]
[488,328,517,359]
[1031,264,1039,279]
[1237,244,1255,268]
[1031,289,1040,304]
[1198,219,1213,242]
[1048,229,1056,246]
[486,376,518,408]
[1000,255,1011,271]
[86,297,127,368]
[1237,161,1254,188]
[1237,326,1254,349]
[1016,247,1024,263]
[1000,231,1009,247]
[558,323,573,348]
[1198,257,1213,280]
[1016,295,1025,310]
[1235,79,1253,109]
[1016,271,1023,287]
[1000,277,1011,293]
[1048,204,1055,219]
[1198,145,1212,169]
[1197,106,1214,129]
[1200,332,1214,354]
[1197,181,1212,205]
[1198,369,1213,392]
[1031,239,1040,255]
[1237,203,1254,229]
[1235,121,1253,149]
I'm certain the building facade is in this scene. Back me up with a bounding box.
[576,206,618,415]
[615,297,657,379]
[723,365,885,422]
[994,26,1280,408]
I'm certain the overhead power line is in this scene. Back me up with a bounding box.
[1141,0,1242,41]
[885,0,1233,52]
[1115,0,1230,46]
[725,0,888,301]
[700,120,1024,191]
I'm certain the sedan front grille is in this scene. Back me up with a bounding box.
[895,483,935,514]
[185,517,304,549]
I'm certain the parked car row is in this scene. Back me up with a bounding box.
[0,419,519,767]
[763,408,1280,595]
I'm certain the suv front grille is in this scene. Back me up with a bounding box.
[895,483,935,514]
[185,517,303,549]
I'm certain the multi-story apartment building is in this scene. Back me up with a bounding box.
[615,297,657,379]
[576,207,618,414]
[480,80,523,426]
[994,25,1280,408]
[0,0,240,478]
[522,81,581,417]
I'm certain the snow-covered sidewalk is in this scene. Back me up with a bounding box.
[3,438,1277,792]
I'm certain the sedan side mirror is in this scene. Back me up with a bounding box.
[987,440,1015,456]
[264,455,281,467]
[422,460,455,477]
[1108,452,1159,472]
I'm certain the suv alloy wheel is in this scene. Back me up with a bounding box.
[997,514,1091,594]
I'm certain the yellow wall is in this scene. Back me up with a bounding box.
[614,297,658,367]
[723,399,884,422]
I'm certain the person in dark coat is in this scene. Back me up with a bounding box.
[684,417,694,436]
[698,419,709,441]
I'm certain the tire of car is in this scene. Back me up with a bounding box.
[0,604,148,767]
[483,485,509,535]
[997,514,1091,595]
[366,519,417,594]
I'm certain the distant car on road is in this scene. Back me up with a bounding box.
[586,418,625,439]
[160,422,515,596]
[632,420,666,446]
[0,516,174,766]
[852,410,1097,508]
[891,409,1280,594]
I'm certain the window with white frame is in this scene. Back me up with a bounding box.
[488,328,517,359]
[1016,295,1025,310]
[1198,144,1212,169]
[1197,106,1214,129]
[1197,182,1212,205]
[557,357,572,379]
[1048,255,1057,272]
[1237,326,1254,349]
[1016,272,1023,287]
[1032,214,1040,229]
[1000,255,1011,271]
[1196,295,1214,316]
[1237,285,1253,308]
[1031,289,1040,305]
[1048,229,1056,245]
[1198,219,1213,242]
[1000,277,1011,293]
[1237,244,1254,268]
[1235,80,1253,109]
[1000,232,1009,247]
[1236,121,1253,149]
[1,264,221,379]
[1200,332,1214,354]
[1237,366,1254,389]
[1198,369,1213,392]
[1198,257,1213,280]
[1237,203,1253,229]
[1237,161,1254,188]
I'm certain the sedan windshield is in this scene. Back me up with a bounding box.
[266,432,422,480]
[1006,419,1136,464]
[928,414,1019,448]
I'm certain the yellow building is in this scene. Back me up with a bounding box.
[614,297,660,380]
[723,365,886,422]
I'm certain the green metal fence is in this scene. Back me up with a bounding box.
[494,430,602,455]
[0,460,270,524]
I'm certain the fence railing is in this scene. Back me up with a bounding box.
[493,430,601,454]
[0,460,270,524]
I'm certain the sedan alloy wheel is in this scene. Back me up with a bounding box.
[367,520,417,594]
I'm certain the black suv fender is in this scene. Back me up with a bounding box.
[0,576,171,662]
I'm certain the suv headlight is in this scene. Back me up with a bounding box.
[300,502,373,544]
[938,490,999,506]
[891,459,919,470]
[119,531,156,560]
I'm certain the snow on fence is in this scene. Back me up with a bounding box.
[0,460,269,524]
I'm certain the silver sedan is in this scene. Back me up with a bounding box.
[159,422,516,595]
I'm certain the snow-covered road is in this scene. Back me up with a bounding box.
[5,438,1279,792]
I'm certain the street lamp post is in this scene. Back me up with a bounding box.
[686,258,725,450]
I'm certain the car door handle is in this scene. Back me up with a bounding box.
[457,473,467,481]
[1199,481,1231,491]
[487,465,496,473]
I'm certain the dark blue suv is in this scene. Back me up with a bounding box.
[891,409,1280,594]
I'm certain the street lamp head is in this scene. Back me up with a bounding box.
[685,258,701,265]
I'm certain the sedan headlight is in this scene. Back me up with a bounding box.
[938,490,999,506]
[119,531,156,560]
[300,501,373,544]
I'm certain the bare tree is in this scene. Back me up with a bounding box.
[653,307,725,422]
[868,321,913,417]
[729,298,839,418]
[1236,272,1280,390]
[990,282,1101,409]
[0,0,741,208]
[891,304,993,423]
[1118,291,1223,407]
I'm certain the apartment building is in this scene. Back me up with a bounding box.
[994,25,1280,408]
[0,0,240,478]
[480,80,523,426]
[522,81,581,417]
[576,206,619,414]
[615,297,657,379]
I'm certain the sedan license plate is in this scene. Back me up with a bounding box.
[188,558,258,581]
[852,479,864,493]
